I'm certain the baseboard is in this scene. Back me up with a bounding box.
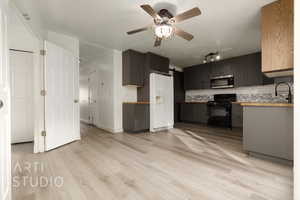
[80,119,90,124]
[11,138,34,145]
[151,125,173,133]
[248,151,293,166]
[95,125,123,134]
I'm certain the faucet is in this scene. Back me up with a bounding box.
[275,82,292,103]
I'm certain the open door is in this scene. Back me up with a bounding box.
[44,41,80,151]
[0,5,11,200]
[89,71,98,125]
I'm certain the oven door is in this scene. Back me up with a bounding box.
[210,75,234,89]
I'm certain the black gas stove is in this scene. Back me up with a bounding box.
[207,94,237,129]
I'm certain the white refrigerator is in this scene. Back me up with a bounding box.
[150,73,174,132]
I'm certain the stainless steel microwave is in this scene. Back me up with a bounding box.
[210,75,234,89]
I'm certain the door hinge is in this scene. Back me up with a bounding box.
[40,50,46,56]
[41,130,46,137]
[40,90,47,96]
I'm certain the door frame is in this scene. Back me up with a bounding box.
[0,1,11,199]
[8,4,45,153]
[9,50,35,144]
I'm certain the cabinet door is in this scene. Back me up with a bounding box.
[180,104,194,122]
[211,60,232,77]
[194,104,208,123]
[261,0,293,72]
[134,105,149,132]
[146,52,170,73]
[122,50,145,86]
[184,66,201,90]
[232,104,243,128]
[184,64,211,90]
[200,64,211,89]
[233,53,265,87]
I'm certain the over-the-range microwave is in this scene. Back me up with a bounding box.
[210,75,234,89]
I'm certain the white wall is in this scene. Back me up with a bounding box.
[79,75,89,123]
[8,7,37,51]
[47,31,79,58]
[8,5,45,153]
[10,0,45,39]
[113,50,138,133]
[80,46,136,133]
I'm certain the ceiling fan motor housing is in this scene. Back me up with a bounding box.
[155,9,175,24]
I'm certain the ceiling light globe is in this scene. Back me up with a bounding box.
[155,24,173,38]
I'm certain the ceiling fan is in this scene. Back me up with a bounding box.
[127,4,201,47]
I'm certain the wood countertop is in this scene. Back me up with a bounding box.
[239,102,293,107]
[123,102,150,104]
[180,102,293,107]
[179,102,207,104]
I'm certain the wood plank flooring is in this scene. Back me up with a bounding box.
[12,123,293,200]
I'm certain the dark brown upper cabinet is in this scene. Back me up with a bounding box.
[184,52,274,90]
[184,63,211,90]
[122,50,145,86]
[145,52,170,74]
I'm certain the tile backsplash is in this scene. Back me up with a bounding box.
[186,83,294,103]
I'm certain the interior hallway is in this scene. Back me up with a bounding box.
[12,123,293,200]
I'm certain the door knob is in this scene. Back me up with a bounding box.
[74,100,79,103]
[0,100,3,109]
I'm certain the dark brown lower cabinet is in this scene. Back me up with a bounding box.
[123,103,149,133]
[232,104,243,128]
[180,103,243,128]
[180,103,208,124]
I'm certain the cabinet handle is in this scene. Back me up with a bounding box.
[0,100,3,109]
[74,100,79,103]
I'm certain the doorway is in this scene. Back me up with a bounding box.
[88,70,98,125]
[9,50,34,144]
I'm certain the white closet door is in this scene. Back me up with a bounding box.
[89,71,98,125]
[0,5,11,200]
[44,41,80,151]
[10,51,34,143]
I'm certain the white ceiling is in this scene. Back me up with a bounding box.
[15,0,275,67]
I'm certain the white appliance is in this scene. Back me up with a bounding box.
[150,73,174,132]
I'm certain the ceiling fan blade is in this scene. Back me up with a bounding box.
[170,7,201,23]
[127,27,149,35]
[174,27,194,41]
[141,4,161,19]
[154,37,162,47]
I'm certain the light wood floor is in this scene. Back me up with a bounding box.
[12,123,293,200]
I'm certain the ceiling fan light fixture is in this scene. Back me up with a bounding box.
[155,24,173,38]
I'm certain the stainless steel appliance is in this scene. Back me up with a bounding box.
[207,94,237,129]
[210,75,234,89]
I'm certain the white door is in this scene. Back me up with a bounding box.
[0,5,11,200]
[89,71,97,125]
[44,41,80,151]
[10,51,34,144]
[150,73,174,132]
